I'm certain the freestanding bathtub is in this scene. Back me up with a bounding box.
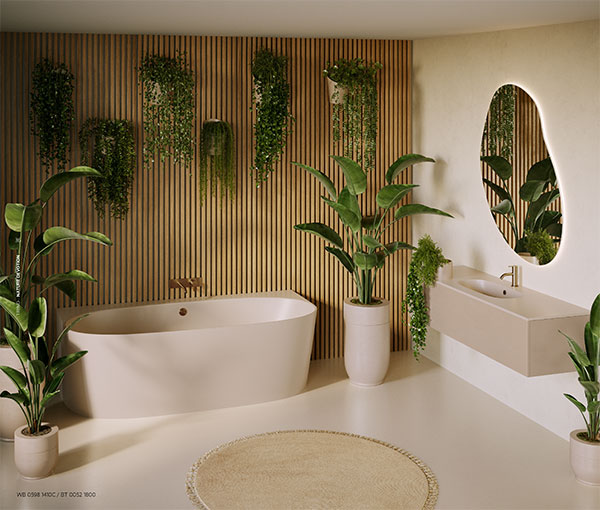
[59,290,317,418]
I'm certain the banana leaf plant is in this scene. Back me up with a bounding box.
[293,154,453,305]
[481,155,561,254]
[562,293,600,442]
[0,166,112,435]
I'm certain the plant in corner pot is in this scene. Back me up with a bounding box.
[562,292,600,485]
[0,166,112,479]
[293,154,452,385]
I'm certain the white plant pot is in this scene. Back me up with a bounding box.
[343,298,390,386]
[14,423,59,479]
[327,77,347,105]
[0,345,26,441]
[570,429,600,485]
[518,252,539,265]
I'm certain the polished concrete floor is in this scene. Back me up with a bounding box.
[1,352,599,510]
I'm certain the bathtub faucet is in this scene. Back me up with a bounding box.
[169,277,203,294]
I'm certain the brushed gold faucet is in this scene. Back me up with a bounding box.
[499,265,520,287]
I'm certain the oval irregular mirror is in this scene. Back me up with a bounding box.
[480,84,562,265]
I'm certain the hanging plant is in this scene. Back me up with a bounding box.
[482,84,515,161]
[251,48,294,185]
[79,118,136,220]
[138,52,195,170]
[30,58,75,171]
[198,119,236,204]
[323,58,382,172]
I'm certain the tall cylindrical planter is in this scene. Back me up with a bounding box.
[0,345,26,441]
[343,298,390,386]
[14,423,59,479]
[570,429,600,485]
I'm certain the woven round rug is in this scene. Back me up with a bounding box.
[186,430,438,509]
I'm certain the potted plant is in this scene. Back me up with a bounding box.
[29,59,75,172]
[0,166,112,478]
[293,154,452,385]
[198,119,236,205]
[251,48,294,185]
[139,52,195,171]
[402,235,450,359]
[79,118,136,219]
[562,292,600,485]
[523,229,557,265]
[323,58,382,173]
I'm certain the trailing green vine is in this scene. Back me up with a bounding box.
[199,119,236,205]
[79,118,136,219]
[402,235,449,359]
[139,52,195,170]
[251,48,294,185]
[323,58,381,172]
[30,58,75,171]
[482,84,515,161]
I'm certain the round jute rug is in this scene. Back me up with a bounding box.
[186,430,438,509]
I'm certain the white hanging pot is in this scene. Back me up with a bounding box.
[436,260,453,282]
[205,119,222,156]
[569,429,600,485]
[14,423,59,479]
[0,345,26,441]
[343,298,390,386]
[327,77,347,105]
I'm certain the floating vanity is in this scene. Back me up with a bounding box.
[428,266,589,376]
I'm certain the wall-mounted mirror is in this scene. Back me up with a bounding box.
[480,84,562,265]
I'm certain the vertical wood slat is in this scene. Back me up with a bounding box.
[0,33,411,360]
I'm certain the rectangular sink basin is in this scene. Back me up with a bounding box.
[428,266,589,376]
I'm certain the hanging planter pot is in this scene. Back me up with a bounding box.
[14,423,59,479]
[326,77,347,105]
[199,119,236,205]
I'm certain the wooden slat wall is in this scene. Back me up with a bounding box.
[481,87,561,249]
[0,33,412,359]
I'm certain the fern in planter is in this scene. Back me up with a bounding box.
[30,59,75,171]
[251,48,294,185]
[79,119,136,220]
[323,58,382,172]
[199,119,236,204]
[139,53,195,170]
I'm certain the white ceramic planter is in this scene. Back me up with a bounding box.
[570,429,600,485]
[518,252,539,265]
[14,423,59,479]
[343,298,390,386]
[326,77,347,105]
[0,345,26,441]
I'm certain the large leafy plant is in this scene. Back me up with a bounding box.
[562,293,600,442]
[481,155,561,259]
[323,58,382,172]
[0,167,112,435]
[293,154,452,305]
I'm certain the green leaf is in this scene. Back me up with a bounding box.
[31,275,45,285]
[394,204,454,220]
[568,352,585,379]
[590,293,600,340]
[539,210,561,230]
[55,281,77,301]
[338,187,361,220]
[3,328,30,366]
[325,246,355,274]
[52,314,89,359]
[5,202,42,232]
[51,350,87,378]
[361,214,381,232]
[363,235,384,250]
[44,270,96,290]
[545,223,562,238]
[0,366,28,393]
[291,162,337,200]
[520,180,546,202]
[491,199,513,215]
[294,223,343,249]
[353,251,384,270]
[0,297,28,331]
[331,156,367,195]
[580,380,600,397]
[376,184,418,209]
[28,360,46,385]
[28,297,47,338]
[385,154,435,184]
[527,158,554,184]
[481,155,512,180]
[589,401,600,413]
[562,330,592,367]
[482,178,511,202]
[8,231,20,250]
[564,393,586,414]
[525,189,560,231]
[43,373,64,396]
[322,197,360,232]
[42,227,112,248]
[41,390,61,408]
[0,390,29,406]
[381,241,415,255]
[584,323,599,366]
[40,166,101,203]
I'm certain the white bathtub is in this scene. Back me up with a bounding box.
[60,291,317,418]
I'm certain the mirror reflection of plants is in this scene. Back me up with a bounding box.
[524,229,557,265]
[79,118,136,219]
[198,120,235,205]
[251,48,294,185]
[139,53,195,170]
[30,59,75,171]
[482,84,515,161]
[323,58,382,172]
[0,167,112,434]
[481,155,561,262]
[293,154,452,305]
[402,235,449,359]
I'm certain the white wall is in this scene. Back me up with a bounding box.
[412,21,600,440]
